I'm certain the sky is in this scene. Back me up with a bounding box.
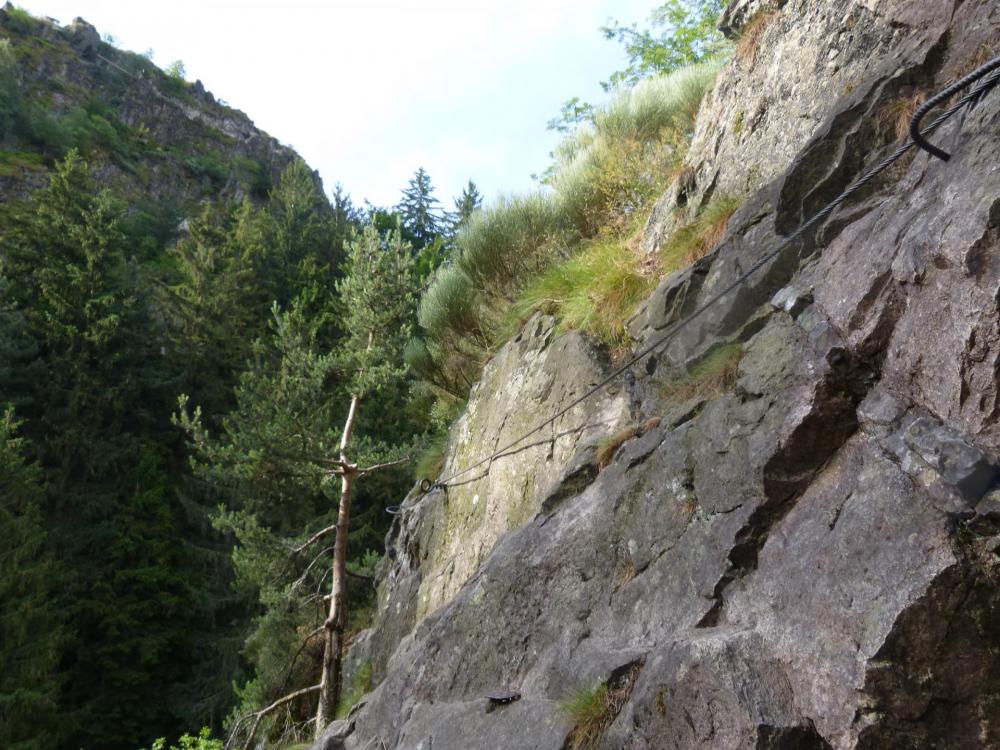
[17,0,659,209]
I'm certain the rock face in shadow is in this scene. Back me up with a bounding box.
[323,1,1000,748]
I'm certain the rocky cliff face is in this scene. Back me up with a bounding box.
[0,5,316,211]
[325,1,1000,747]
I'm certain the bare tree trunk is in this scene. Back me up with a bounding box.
[315,390,362,737]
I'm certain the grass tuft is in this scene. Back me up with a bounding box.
[506,230,652,352]
[594,417,662,471]
[595,425,639,469]
[656,343,743,403]
[561,664,642,750]
[455,192,569,303]
[552,60,723,235]
[735,10,778,67]
[659,195,742,273]
[561,684,612,750]
[877,90,927,143]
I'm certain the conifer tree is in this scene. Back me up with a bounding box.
[2,152,199,749]
[396,167,443,249]
[0,410,62,750]
[450,179,483,233]
[176,223,416,746]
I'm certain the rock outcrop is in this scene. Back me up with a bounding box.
[325,0,1000,748]
[0,9,316,209]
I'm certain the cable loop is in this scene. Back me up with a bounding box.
[909,54,1000,161]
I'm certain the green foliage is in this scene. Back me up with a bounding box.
[176,222,418,744]
[164,162,347,423]
[396,167,443,249]
[143,727,224,750]
[552,60,722,234]
[560,684,612,750]
[2,6,38,36]
[508,231,651,351]
[0,410,62,750]
[338,222,417,396]
[0,40,20,137]
[166,59,187,80]
[546,96,595,134]
[185,153,228,186]
[456,192,569,303]
[0,153,208,749]
[449,179,483,232]
[414,430,448,481]
[0,149,44,176]
[602,0,729,90]
[549,0,728,132]
[414,62,721,403]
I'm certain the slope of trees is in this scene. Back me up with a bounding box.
[0,144,465,747]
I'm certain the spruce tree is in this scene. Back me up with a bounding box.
[450,179,483,233]
[0,410,62,750]
[396,167,443,249]
[2,152,200,749]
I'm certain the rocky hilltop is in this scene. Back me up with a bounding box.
[0,3,316,213]
[322,0,1000,747]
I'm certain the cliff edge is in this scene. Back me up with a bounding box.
[323,1,1000,747]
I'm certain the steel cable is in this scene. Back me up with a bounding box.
[389,54,1000,514]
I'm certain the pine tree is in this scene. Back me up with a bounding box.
[176,223,417,746]
[312,223,416,734]
[396,167,443,249]
[0,410,63,750]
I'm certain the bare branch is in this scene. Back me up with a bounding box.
[290,545,335,597]
[277,625,325,695]
[243,684,322,750]
[292,524,339,555]
[357,456,410,477]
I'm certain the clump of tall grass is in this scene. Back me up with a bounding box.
[413,60,725,404]
[552,59,724,234]
[659,195,742,273]
[560,664,642,750]
[561,684,612,750]
[455,192,571,303]
[506,231,652,351]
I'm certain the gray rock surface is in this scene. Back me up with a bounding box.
[315,0,1000,748]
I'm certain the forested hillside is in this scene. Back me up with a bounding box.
[11,1,996,750]
[0,5,479,749]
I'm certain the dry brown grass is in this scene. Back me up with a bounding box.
[659,196,742,272]
[613,546,637,589]
[595,417,662,470]
[596,425,639,469]
[736,9,778,67]
[658,344,743,404]
[877,90,927,142]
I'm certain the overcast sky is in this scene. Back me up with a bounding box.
[17,0,658,209]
